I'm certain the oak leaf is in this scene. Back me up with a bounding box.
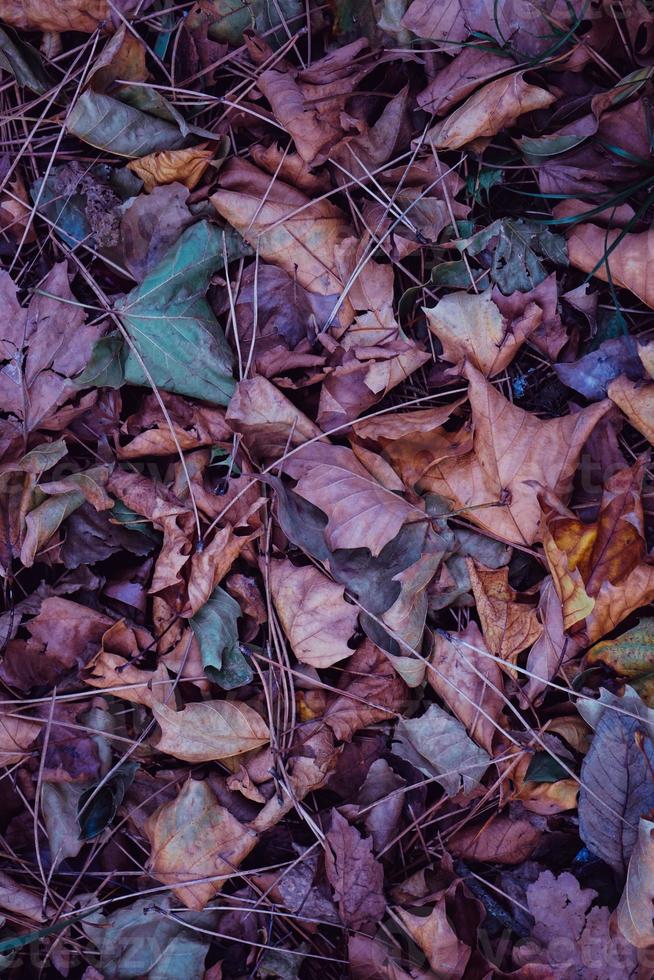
[325,810,386,930]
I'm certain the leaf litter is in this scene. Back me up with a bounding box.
[2,1,654,977]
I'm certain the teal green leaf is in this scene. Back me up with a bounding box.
[78,762,139,840]
[74,331,124,389]
[109,501,162,544]
[117,221,241,405]
[204,0,302,47]
[457,218,568,295]
[83,897,217,980]
[67,91,185,158]
[190,585,252,689]
[525,752,570,783]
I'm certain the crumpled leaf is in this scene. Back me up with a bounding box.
[424,72,555,150]
[127,145,216,192]
[324,810,386,930]
[392,703,490,796]
[270,559,359,668]
[145,776,259,910]
[540,457,654,645]
[152,697,270,762]
[467,560,542,670]
[0,263,104,436]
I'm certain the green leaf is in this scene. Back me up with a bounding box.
[67,90,185,158]
[83,897,217,980]
[78,763,139,840]
[203,0,302,47]
[587,619,654,705]
[0,26,50,94]
[525,752,569,783]
[517,132,590,158]
[117,221,242,405]
[457,218,568,294]
[190,586,252,689]
[74,331,124,389]
[109,501,162,543]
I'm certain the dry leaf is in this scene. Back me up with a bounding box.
[397,902,470,976]
[146,776,258,910]
[568,224,654,310]
[152,698,270,762]
[424,72,555,150]
[617,817,654,947]
[540,458,654,644]
[608,376,654,444]
[325,810,386,930]
[448,816,541,865]
[0,711,40,766]
[0,0,107,31]
[269,559,359,668]
[467,561,542,670]
[421,363,611,546]
[128,146,215,192]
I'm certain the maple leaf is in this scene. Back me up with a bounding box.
[421,362,611,546]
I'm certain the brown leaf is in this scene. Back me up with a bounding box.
[608,375,654,444]
[0,870,48,922]
[397,902,470,976]
[0,0,107,31]
[120,182,194,281]
[617,817,654,947]
[0,598,114,692]
[421,362,611,545]
[568,223,654,310]
[325,810,386,930]
[119,391,231,458]
[521,577,581,706]
[283,442,424,556]
[467,561,542,670]
[226,375,322,461]
[424,72,555,150]
[152,698,270,762]
[448,816,541,864]
[428,621,504,753]
[250,142,331,194]
[211,159,353,320]
[425,288,542,377]
[0,711,40,766]
[418,46,513,116]
[0,264,105,435]
[324,638,408,741]
[83,620,172,707]
[269,559,359,668]
[145,776,258,910]
[540,458,654,644]
[127,145,215,192]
